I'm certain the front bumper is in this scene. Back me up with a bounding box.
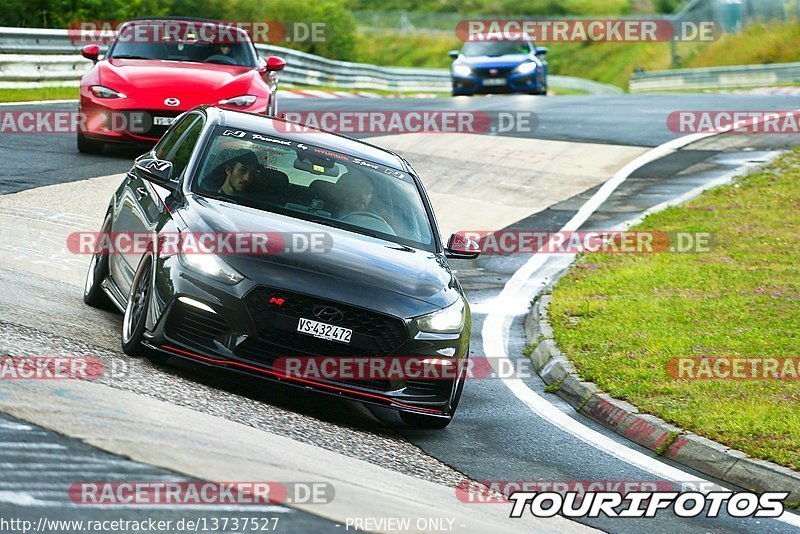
[142,256,469,416]
[79,89,267,144]
[451,69,545,95]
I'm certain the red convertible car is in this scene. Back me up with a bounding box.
[77,18,286,153]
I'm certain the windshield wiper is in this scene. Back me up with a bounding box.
[307,217,381,239]
[110,55,151,60]
[198,192,245,207]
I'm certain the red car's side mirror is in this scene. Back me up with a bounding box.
[81,44,100,63]
[265,56,286,71]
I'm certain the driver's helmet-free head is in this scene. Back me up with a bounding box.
[339,169,375,211]
[220,148,259,173]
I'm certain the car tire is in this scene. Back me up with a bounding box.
[83,213,114,309]
[121,253,155,356]
[400,356,467,429]
[77,133,104,154]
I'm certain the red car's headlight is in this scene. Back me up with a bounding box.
[218,95,258,107]
[90,85,127,99]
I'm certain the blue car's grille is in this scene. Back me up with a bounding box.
[472,66,515,78]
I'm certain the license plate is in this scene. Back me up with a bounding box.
[482,78,506,86]
[297,318,352,344]
[153,116,175,126]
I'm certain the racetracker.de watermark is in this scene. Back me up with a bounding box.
[67,232,332,255]
[0,355,104,380]
[0,111,151,134]
[667,357,800,380]
[273,356,535,381]
[69,481,334,505]
[68,20,329,45]
[668,110,800,134]
[277,111,537,135]
[456,19,717,42]
[458,231,714,254]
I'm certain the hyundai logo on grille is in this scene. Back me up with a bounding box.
[489,68,498,76]
[164,97,181,107]
[313,305,344,323]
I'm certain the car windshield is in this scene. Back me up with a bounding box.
[107,22,256,67]
[461,41,532,57]
[191,127,436,251]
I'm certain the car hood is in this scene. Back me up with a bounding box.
[177,195,460,314]
[98,59,257,109]
[458,54,533,68]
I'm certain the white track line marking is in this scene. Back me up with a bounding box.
[481,126,800,527]
[0,99,78,107]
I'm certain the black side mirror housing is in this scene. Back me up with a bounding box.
[448,50,459,59]
[134,158,177,192]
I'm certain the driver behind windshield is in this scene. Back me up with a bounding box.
[217,149,259,196]
[206,43,232,61]
[339,170,375,213]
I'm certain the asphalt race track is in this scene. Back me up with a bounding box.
[0,93,799,533]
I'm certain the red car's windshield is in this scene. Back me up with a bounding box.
[107,22,258,67]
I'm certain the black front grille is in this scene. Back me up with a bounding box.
[165,302,228,350]
[404,380,450,398]
[242,286,408,357]
[473,66,514,78]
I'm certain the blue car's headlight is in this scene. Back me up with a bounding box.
[515,62,537,75]
[452,65,472,77]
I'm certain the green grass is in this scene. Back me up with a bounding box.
[354,20,800,91]
[548,148,800,470]
[0,86,78,103]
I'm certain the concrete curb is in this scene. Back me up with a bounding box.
[524,294,800,503]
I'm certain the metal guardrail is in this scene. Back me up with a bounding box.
[630,62,800,92]
[0,26,622,94]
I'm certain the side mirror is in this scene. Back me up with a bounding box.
[444,233,481,260]
[134,158,177,191]
[81,44,100,63]
[448,50,459,59]
[265,56,286,71]
[535,47,548,56]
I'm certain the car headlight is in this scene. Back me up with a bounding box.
[515,62,537,75]
[452,65,472,77]
[416,300,465,334]
[90,85,127,99]
[179,252,244,285]
[218,95,258,107]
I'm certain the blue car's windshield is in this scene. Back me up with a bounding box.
[461,41,532,57]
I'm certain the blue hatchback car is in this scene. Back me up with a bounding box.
[449,40,548,96]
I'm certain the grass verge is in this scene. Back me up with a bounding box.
[548,148,800,471]
[354,20,800,90]
[0,86,79,103]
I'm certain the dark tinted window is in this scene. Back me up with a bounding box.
[167,118,204,178]
[154,114,195,160]
[461,41,532,57]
